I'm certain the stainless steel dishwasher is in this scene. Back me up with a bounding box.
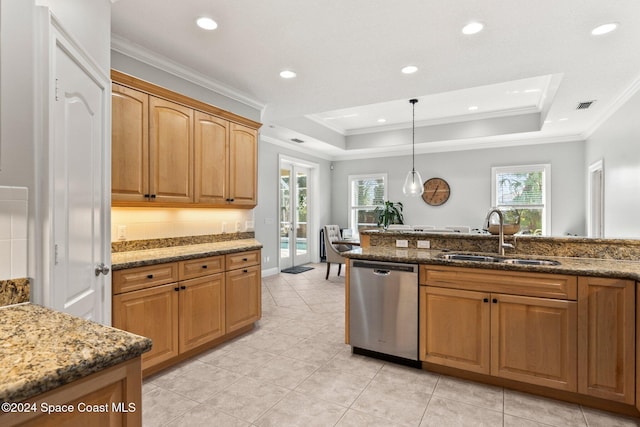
[349,259,419,363]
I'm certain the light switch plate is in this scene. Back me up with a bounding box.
[396,239,409,248]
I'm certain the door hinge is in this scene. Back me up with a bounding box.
[54,244,59,265]
[55,78,60,101]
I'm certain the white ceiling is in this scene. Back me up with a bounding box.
[111,0,640,160]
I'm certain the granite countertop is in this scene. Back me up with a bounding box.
[0,304,152,403]
[111,238,263,270]
[345,247,640,280]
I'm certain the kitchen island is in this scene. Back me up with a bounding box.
[0,303,151,426]
[344,234,640,418]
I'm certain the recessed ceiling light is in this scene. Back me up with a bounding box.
[468,105,479,111]
[279,70,297,79]
[462,22,484,35]
[401,65,418,74]
[591,22,618,36]
[196,17,218,30]
[377,118,387,123]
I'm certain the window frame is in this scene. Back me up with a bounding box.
[490,164,551,235]
[348,173,388,233]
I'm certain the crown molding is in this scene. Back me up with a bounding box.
[111,34,266,113]
[582,74,640,140]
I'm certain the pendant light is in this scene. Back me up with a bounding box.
[402,98,424,196]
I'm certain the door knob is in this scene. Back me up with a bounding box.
[94,263,110,276]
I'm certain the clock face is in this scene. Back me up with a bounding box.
[422,178,450,206]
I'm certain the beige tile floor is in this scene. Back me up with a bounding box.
[142,263,640,427]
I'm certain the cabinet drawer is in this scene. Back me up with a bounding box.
[226,250,260,270]
[420,265,577,300]
[179,255,224,280]
[113,263,179,295]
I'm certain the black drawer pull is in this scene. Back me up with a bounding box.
[483,298,489,303]
[202,265,208,269]
[147,274,154,279]
[150,194,157,199]
[243,269,248,273]
[242,258,248,262]
[492,298,498,304]
[174,287,179,292]
[143,194,150,198]
[181,285,186,290]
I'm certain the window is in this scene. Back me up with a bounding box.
[491,164,550,235]
[348,174,387,232]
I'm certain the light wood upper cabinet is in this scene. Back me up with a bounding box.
[229,123,258,206]
[111,71,261,208]
[111,83,149,202]
[578,276,635,404]
[149,96,194,203]
[194,111,229,204]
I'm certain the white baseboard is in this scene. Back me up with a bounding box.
[261,267,279,277]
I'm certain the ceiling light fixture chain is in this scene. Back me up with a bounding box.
[402,98,424,197]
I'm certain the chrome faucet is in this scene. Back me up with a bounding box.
[484,207,515,256]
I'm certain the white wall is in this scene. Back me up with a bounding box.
[586,88,640,238]
[331,141,586,236]
[255,140,332,273]
[0,0,111,299]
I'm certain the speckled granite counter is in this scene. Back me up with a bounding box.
[0,278,30,307]
[111,238,263,270]
[0,304,152,402]
[345,247,640,280]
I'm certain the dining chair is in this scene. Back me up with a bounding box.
[323,225,351,280]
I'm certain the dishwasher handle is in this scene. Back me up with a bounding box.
[373,269,391,276]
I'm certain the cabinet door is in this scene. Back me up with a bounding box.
[194,111,229,204]
[113,283,179,371]
[491,294,577,391]
[225,265,261,333]
[149,97,194,203]
[111,83,149,202]
[421,286,491,374]
[179,273,226,352]
[578,277,635,403]
[228,123,257,206]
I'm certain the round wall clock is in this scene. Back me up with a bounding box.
[422,178,450,206]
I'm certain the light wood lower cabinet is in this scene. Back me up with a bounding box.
[420,284,577,391]
[113,250,261,374]
[113,283,180,370]
[1,358,142,427]
[578,276,635,404]
[226,264,262,333]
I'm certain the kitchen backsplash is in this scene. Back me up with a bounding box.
[0,186,28,280]
[111,207,254,242]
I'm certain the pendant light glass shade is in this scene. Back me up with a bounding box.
[403,169,424,196]
[402,99,424,197]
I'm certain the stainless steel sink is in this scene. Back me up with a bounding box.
[501,258,560,266]
[438,254,500,262]
[438,253,561,266]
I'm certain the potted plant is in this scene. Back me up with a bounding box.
[374,201,404,229]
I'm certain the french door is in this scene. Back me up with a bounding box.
[279,161,311,270]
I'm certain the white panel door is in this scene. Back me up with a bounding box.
[51,28,109,322]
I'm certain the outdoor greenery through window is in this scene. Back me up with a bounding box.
[491,164,550,235]
[348,174,387,233]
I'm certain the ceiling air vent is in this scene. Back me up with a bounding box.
[576,100,596,110]
[290,138,305,143]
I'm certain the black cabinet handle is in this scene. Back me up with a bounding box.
[150,194,157,199]
[202,265,208,269]
[144,194,150,198]
[492,298,498,304]
[483,298,489,303]
[147,274,154,279]
[181,285,186,290]
[242,258,248,262]
[174,287,179,292]
[243,269,248,273]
